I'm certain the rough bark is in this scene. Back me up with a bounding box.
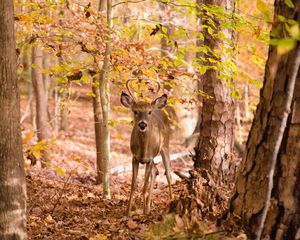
[230,1,300,239]
[32,45,49,167]
[99,0,112,199]
[194,0,235,183]
[0,1,27,239]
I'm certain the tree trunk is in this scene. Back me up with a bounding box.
[92,77,103,184]
[192,0,204,136]
[91,0,105,186]
[99,0,107,12]
[230,1,300,239]
[194,0,235,183]
[57,7,69,132]
[32,45,49,167]
[0,1,27,239]
[99,0,112,199]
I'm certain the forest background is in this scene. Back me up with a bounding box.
[0,0,299,239]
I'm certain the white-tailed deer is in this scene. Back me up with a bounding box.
[121,79,173,215]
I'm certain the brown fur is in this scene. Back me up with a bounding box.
[121,92,173,215]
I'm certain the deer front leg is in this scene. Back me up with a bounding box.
[127,157,139,216]
[161,148,173,199]
[145,164,158,215]
[142,162,152,214]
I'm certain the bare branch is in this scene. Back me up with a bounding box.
[112,0,146,8]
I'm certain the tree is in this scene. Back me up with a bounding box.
[92,0,105,185]
[99,0,112,199]
[230,0,300,239]
[0,0,27,239]
[194,0,235,183]
[32,44,49,167]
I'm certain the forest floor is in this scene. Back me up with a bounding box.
[21,91,201,240]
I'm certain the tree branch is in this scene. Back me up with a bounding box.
[112,0,146,8]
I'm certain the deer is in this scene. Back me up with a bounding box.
[121,79,173,216]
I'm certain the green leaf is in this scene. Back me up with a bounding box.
[284,0,294,8]
[256,0,271,22]
[231,90,242,99]
[81,75,90,84]
[270,38,296,54]
[289,23,300,39]
[277,15,286,22]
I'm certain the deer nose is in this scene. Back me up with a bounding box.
[138,121,147,131]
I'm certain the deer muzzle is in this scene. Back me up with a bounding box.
[138,121,148,132]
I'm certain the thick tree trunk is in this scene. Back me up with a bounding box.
[0,1,27,239]
[230,1,300,239]
[32,45,49,167]
[194,0,235,183]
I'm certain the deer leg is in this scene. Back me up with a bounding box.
[145,164,158,215]
[161,148,173,199]
[142,162,152,214]
[127,157,139,216]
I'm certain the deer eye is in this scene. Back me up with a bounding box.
[133,111,138,115]
[148,111,152,115]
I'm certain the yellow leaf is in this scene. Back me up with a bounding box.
[289,23,300,39]
[53,165,66,176]
[90,233,108,240]
[256,0,271,22]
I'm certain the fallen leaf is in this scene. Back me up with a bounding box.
[127,219,138,230]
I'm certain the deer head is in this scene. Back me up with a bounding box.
[120,92,167,133]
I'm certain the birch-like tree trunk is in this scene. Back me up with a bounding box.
[230,1,300,238]
[0,1,27,238]
[32,45,49,167]
[91,0,105,185]
[194,0,235,183]
[99,0,112,199]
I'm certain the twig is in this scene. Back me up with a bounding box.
[174,170,190,180]
[112,0,146,8]
[157,0,196,8]
[256,45,300,240]
[49,172,73,215]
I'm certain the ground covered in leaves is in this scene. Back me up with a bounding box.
[26,172,184,239]
[22,94,191,239]
[22,91,243,239]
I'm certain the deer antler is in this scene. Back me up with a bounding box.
[152,78,161,94]
[145,78,161,95]
[126,79,137,101]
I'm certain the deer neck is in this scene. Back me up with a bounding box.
[130,124,161,164]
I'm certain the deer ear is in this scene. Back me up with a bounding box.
[152,94,167,109]
[121,92,134,108]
